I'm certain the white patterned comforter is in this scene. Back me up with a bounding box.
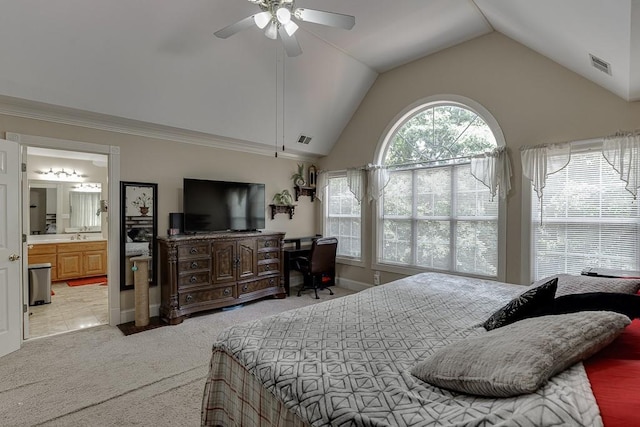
[207,272,602,426]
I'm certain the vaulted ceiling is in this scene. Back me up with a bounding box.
[0,0,637,158]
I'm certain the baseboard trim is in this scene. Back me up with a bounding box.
[336,278,373,292]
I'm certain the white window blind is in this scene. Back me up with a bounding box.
[381,164,498,276]
[531,149,640,280]
[326,175,362,260]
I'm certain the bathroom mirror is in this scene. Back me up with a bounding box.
[120,181,157,291]
[29,181,103,235]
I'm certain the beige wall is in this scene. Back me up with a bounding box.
[321,32,640,286]
[1,114,318,315]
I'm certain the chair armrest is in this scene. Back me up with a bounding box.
[292,256,309,272]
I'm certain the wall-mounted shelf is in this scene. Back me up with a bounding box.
[294,185,316,202]
[269,204,295,220]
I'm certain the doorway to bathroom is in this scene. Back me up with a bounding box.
[25,146,110,339]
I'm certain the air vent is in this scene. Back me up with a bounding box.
[297,135,312,144]
[589,54,612,75]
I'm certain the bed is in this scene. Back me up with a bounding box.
[201,272,640,426]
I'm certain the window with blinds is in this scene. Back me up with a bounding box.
[531,148,640,281]
[382,164,498,276]
[325,174,362,260]
[377,102,501,278]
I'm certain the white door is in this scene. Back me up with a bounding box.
[0,138,21,357]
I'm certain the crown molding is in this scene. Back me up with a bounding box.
[0,95,319,161]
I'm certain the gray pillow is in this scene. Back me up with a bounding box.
[533,274,640,297]
[411,311,630,397]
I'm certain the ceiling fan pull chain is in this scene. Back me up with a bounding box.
[275,45,279,158]
[282,45,286,153]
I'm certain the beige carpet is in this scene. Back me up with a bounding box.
[0,287,354,427]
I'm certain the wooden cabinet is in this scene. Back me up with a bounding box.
[28,240,107,282]
[57,241,107,280]
[159,232,285,325]
[27,243,58,281]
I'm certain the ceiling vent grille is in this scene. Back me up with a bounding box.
[297,135,312,144]
[589,54,612,75]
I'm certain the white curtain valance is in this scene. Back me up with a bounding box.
[315,170,328,201]
[521,143,571,200]
[367,164,390,202]
[603,132,640,199]
[470,146,512,200]
[346,168,365,202]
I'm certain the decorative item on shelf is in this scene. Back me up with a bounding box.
[291,163,306,187]
[307,165,317,187]
[271,189,295,219]
[272,189,294,206]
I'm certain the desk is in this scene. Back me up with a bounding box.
[283,235,334,296]
[283,247,310,296]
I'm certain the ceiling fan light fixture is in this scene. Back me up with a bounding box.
[283,20,298,36]
[264,21,278,40]
[254,11,271,29]
[276,7,291,25]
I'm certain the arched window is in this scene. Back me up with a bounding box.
[376,97,504,278]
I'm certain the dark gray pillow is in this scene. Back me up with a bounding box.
[483,278,557,331]
[533,274,640,297]
[411,311,630,397]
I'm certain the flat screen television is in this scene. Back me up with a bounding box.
[183,178,266,232]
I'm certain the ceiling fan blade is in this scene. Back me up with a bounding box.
[278,26,302,57]
[294,8,355,30]
[214,15,256,39]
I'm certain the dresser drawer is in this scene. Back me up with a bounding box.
[178,286,236,308]
[177,258,211,272]
[239,277,279,295]
[177,271,211,288]
[257,261,279,276]
[178,243,210,259]
[257,237,280,250]
[258,251,280,262]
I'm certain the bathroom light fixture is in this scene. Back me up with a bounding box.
[37,168,87,180]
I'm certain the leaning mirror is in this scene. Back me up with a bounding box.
[120,182,157,291]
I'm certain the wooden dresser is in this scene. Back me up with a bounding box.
[158,231,285,325]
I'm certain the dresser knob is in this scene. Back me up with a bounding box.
[185,294,193,303]
[242,284,249,292]
[264,264,270,271]
[191,261,198,269]
[265,241,271,247]
[190,276,197,283]
[223,288,231,296]
[190,247,198,254]
[269,278,275,285]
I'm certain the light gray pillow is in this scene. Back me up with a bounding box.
[533,274,640,297]
[410,311,630,397]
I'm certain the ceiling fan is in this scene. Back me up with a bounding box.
[214,0,355,57]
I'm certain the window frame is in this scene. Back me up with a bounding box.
[322,170,365,267]
[372,95,507,281]
[521,137,640,284]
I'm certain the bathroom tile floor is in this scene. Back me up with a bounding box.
[28,281,108,339]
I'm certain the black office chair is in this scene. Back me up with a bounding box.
[294,237,338,299]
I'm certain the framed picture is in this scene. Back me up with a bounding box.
[120,181,158,291]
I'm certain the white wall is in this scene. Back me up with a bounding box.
[321,32,640,286]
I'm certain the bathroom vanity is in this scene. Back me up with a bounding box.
[27,239,107,282]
